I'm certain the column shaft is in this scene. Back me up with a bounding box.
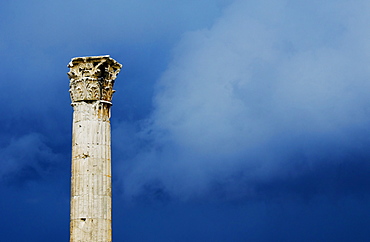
[67,55,121,242]
[70,102,112,242]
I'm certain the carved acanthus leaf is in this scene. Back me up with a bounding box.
[68,55,122,102]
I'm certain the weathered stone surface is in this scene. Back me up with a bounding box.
[68,56,121,242]
[68,55,122,103]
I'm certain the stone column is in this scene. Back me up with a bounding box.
[68,55,122,242]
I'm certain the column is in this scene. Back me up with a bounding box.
[68,55,122,242]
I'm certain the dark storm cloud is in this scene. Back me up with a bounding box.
[117,0,370,201]
[2,0,370,241]
[0,0,228,183]
[0,133,55,181]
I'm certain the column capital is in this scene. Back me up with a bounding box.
[68,55,122,103]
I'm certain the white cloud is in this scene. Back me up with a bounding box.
[119,0,370,200]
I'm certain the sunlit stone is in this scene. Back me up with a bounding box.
[68,55,122,242]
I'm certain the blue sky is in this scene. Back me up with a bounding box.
[1,0,370,241]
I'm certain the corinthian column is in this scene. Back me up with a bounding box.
[68,55,122,242]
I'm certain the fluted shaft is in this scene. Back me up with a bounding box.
[70,101,112,241]
[68,56,121,242]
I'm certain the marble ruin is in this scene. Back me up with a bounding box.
[68,55,122,241]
